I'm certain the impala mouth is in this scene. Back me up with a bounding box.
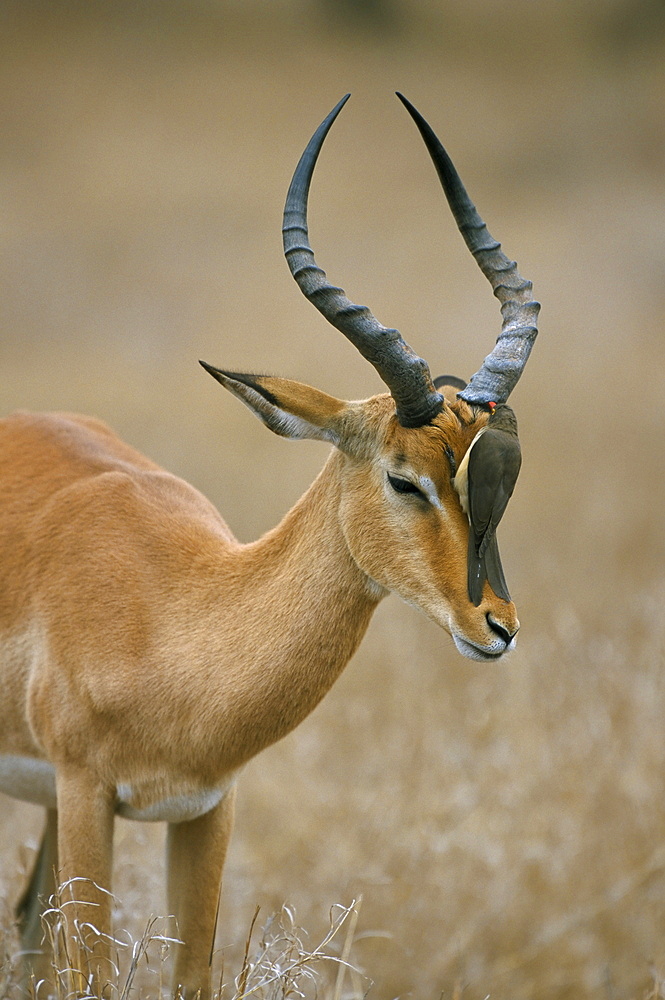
[452,633,516,662]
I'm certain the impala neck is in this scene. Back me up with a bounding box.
[214,450,383,766]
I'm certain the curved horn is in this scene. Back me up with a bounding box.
[397,93,540,407]
[283,95,444,429]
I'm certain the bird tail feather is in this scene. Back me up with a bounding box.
[467,529,485,607]
[485,534,511,603]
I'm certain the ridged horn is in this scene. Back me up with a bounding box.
[283,94,444,429]
[397,92,540,406]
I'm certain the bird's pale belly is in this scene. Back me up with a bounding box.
[0,754,234,823]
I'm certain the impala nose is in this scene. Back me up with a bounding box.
[487,614,519,646]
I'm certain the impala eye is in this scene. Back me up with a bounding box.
[387,473,423,497]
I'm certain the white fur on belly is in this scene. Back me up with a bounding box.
[115,784,229,822]
[0,755,233,823]
[0,755,58,808]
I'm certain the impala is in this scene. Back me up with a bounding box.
[0,94,539,998]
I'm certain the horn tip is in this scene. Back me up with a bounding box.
[199,359,225,382]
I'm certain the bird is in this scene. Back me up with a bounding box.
[454,401,522,606]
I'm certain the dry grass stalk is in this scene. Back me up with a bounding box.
[230,899,365,1000]
[16,879,181,999]
[2,888,365,1000]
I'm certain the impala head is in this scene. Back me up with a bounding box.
[202,94,540,662]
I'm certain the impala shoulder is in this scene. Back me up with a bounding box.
[136,470,237,542]
[46,466,235,549]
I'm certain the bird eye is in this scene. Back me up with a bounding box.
[387,473,422,497]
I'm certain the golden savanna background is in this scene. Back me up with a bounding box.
[1,1,665,997]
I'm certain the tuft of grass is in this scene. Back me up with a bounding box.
[226,897,366,1000]
[1,886,367,1000]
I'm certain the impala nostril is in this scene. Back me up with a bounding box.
[486,614,518,645]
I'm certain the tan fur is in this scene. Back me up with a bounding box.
[0,388,517,998]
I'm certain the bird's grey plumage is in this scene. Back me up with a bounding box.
[461,403,521,606]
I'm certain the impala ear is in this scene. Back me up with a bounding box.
[200,362,345,444]
[433,374,467,405]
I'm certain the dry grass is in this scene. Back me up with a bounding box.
[1,2,665,998]
[0,884,365,1000]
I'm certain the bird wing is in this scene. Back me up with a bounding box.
[468,429,521,558]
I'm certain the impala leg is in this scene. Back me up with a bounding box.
[55,766,115,998]
[167,785,237,1000]
[16,808,59,987]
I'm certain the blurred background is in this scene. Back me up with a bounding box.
[1,1,665,997]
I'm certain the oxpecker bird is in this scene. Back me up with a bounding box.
[454,402,522,606]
